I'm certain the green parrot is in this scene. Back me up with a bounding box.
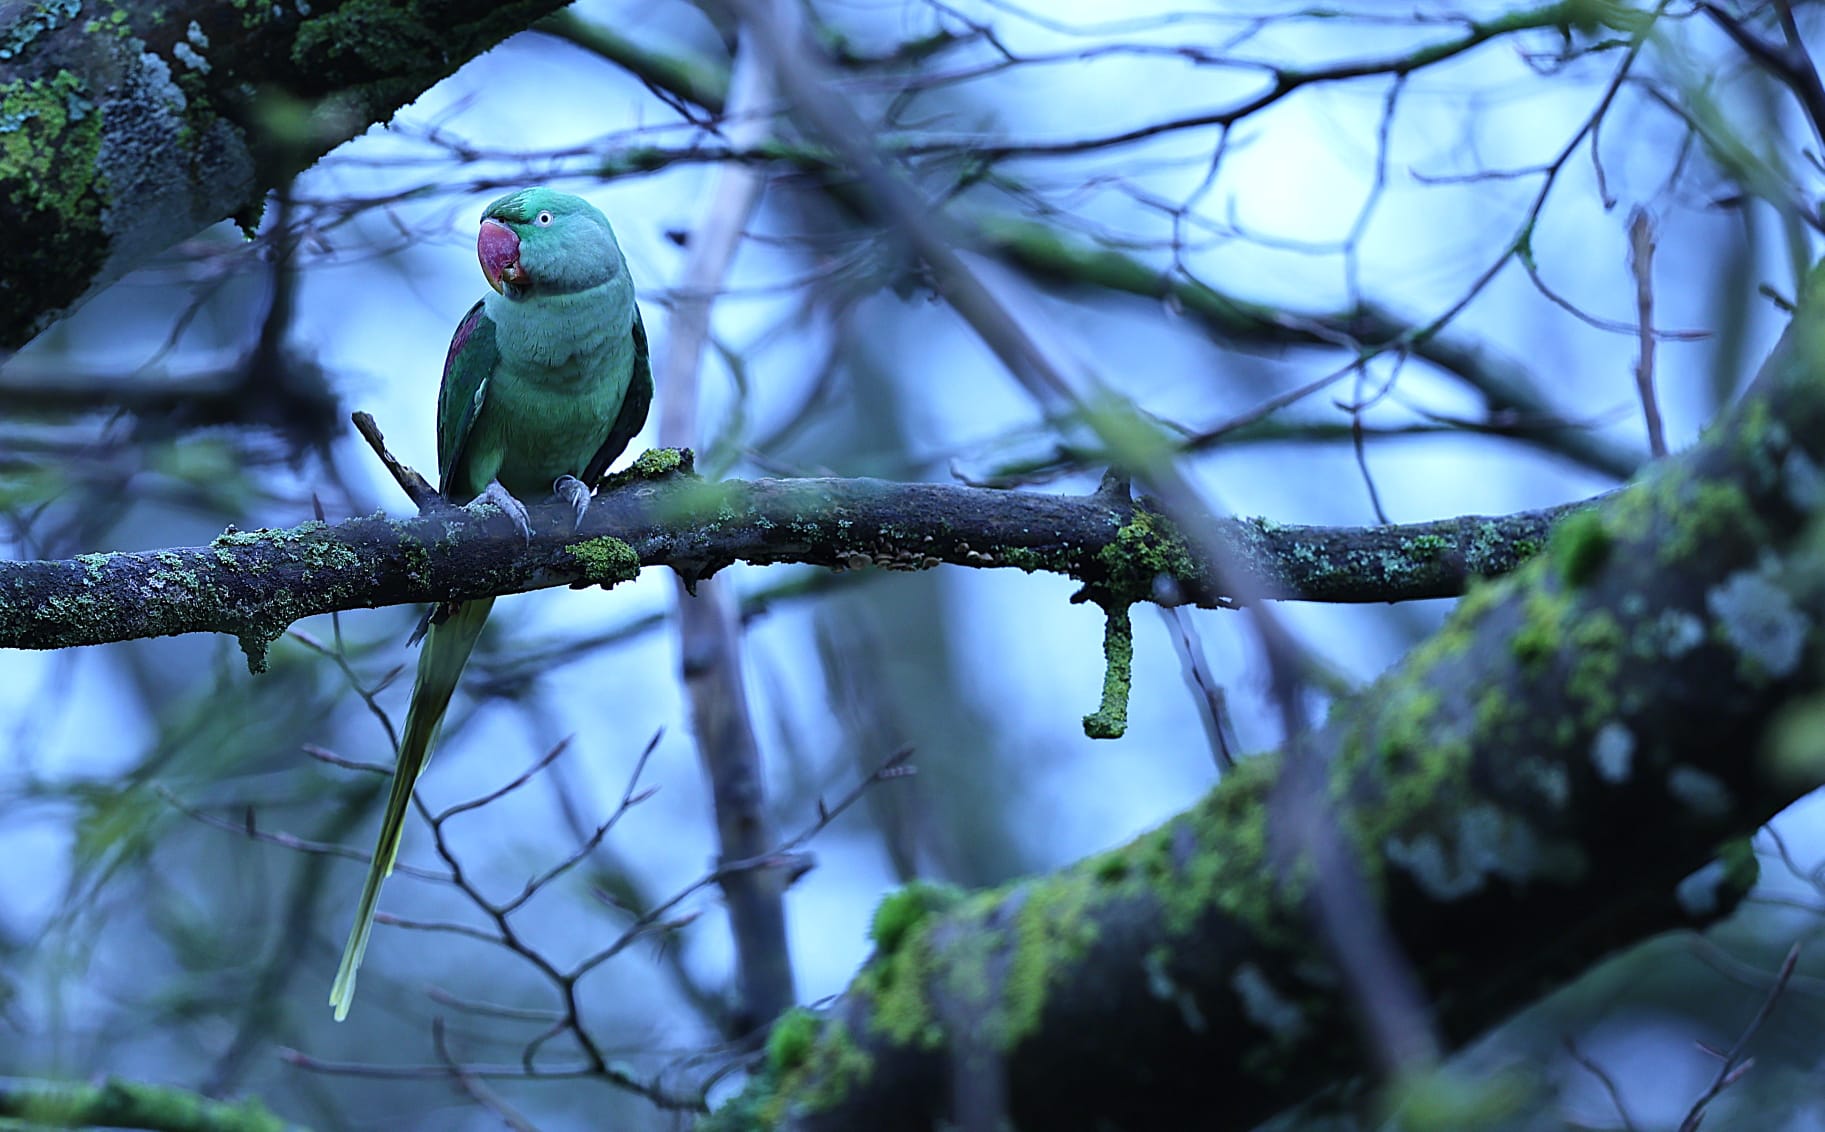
[329,188,652,1020]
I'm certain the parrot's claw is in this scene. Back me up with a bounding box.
[553,474,592,531]
[471,479,533,544]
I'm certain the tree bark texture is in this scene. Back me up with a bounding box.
[0,457,1587,656]
[0,0,569,349]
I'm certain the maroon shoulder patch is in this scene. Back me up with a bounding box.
[443,301,487,378]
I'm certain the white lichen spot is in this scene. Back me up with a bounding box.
[1656,609,1706,658]
[171,42,210,73]
[1666,765,1732,818]
[1144,950,1206,1034]
[1590,723,1635,784]
[1524,759,1571,808]
[1676,859,1729,917]
[1386,804,1585,900]
[1231,963,1306,1042]
[1784,449,1824,512]
[138,52,186,111]
[1707,568,1809,678]
[186,19,209,49]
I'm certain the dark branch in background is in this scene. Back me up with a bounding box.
[976,215,1645,481]
[655,39,799,1036]
[1700,2,1825,156]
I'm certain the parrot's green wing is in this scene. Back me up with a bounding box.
[583,304,653,486]
[436,299,499,495]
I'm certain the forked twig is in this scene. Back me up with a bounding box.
[352,410,439,511]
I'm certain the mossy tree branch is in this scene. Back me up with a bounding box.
[700,280,1825,1129]
[0,1076,300,1132]
[0,442,1589,659]
[0,0,574,349]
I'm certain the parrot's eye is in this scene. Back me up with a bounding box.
[535,210,554,226]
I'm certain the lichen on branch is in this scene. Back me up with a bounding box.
[0,459,1584,655]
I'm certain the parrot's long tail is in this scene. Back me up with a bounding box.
[329,596,495,1021]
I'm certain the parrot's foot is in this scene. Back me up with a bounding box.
[553,474,592,530]
[470,479,533,543]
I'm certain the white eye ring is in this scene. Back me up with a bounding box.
[535,210,554,226]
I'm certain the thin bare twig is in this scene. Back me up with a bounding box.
[1677,941,1801,1131]
[1562,1035,1643,1132]
[568,745,916,984]
[352,410,439,510]
[433,1016,546,1132]
[1159,607,1237,771]
[155,785,451,883]
[1628,208,1668,459]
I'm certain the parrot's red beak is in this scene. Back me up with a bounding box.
[478,218,525,294]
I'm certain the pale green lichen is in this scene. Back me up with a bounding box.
[1,69,103,214]
[1082,602,1133,739]
[1549,508,1611,588]
[0,0,82,60]
[868,880,964,955]
[995,878,1099,1045]
[1510,586,1571,668]
[1660,479,1763,565]
[855,926,942,1048]
[795,1019,874,1115]
[631,446,687,478]
[1096,505,1195,601]
[564,535,640,586]
[1404,532,1451,560]
[765,1008,820,1075]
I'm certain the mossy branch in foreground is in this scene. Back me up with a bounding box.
[701,287,1825,1130]
[0,1077,300,1132]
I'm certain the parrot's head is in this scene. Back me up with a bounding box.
[477,188,625,300]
